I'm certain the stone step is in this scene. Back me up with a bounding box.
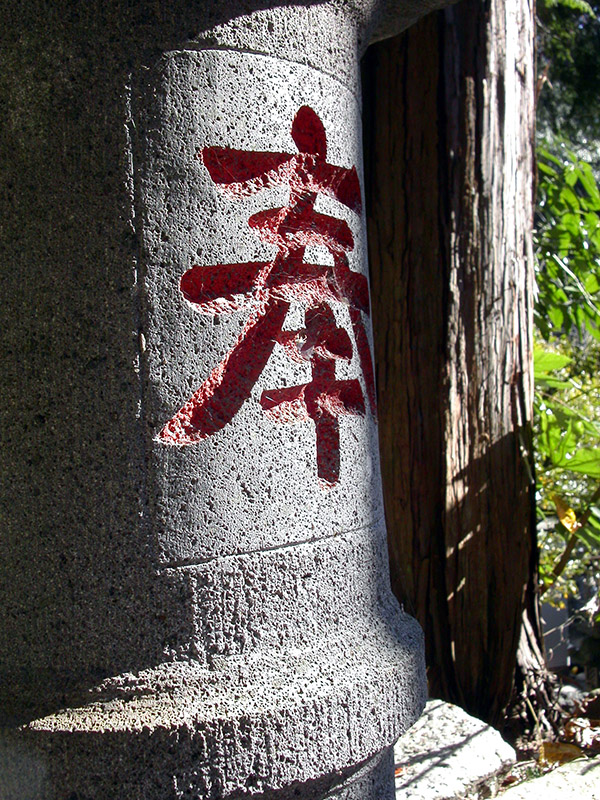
[394,699,516,799]
[499,758,600,800]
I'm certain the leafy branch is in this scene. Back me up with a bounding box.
[534,139,600,608]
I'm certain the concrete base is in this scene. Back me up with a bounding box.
[0,742,395,800]
[235,747,394,800]
[324,747,395,800]
[1,614,423,800]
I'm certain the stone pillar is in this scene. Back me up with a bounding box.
[0,2,450,798]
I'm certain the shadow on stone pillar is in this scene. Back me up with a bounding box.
[0,2,452,797]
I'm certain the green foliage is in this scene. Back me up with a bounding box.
[535,143,600,343]
[534,344,600,603]
[534,342,600,495]
[543,0,593,13]
[537,0,600,143]
[534,139,600,606]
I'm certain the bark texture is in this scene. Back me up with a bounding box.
[363,0,537,724]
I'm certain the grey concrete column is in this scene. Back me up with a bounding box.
[1,2,451,798]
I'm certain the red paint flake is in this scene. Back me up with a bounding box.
[159,106,376,485]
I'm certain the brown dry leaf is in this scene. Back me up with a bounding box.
[552,494,581,533]
[538,740,584,766]
[394,766,405,777]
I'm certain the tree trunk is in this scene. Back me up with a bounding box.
[362,0,537,726]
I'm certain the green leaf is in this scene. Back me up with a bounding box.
[588,508,600,531]
[559,185,582,212]
[554,448,600,478]
[538,161,559,178]
[577,526,600,549]
[548,305,566,330]
[534,369,574,389]
[584,273,600,294]
[538,147,564,168]
[561,212,582,236]
[534,348,573,375]
[578,164,600,206]
[588,323,600,341]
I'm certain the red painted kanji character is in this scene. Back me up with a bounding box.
[159,106,376,485]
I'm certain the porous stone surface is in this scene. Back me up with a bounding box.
[1,621,422,798]
[192,0,456,92]
[137,48,379,566]
[394,700,516,799]
[0,1,456,798]
[499,757,600,800]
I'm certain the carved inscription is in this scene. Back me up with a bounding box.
[159,106,375,485]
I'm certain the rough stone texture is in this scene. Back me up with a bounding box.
[192,0,457,92]
[394,700,516,799]
[0,1,456,798]
[1,622,423,798]
[499,758,600,800]
[136,50,381,566]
